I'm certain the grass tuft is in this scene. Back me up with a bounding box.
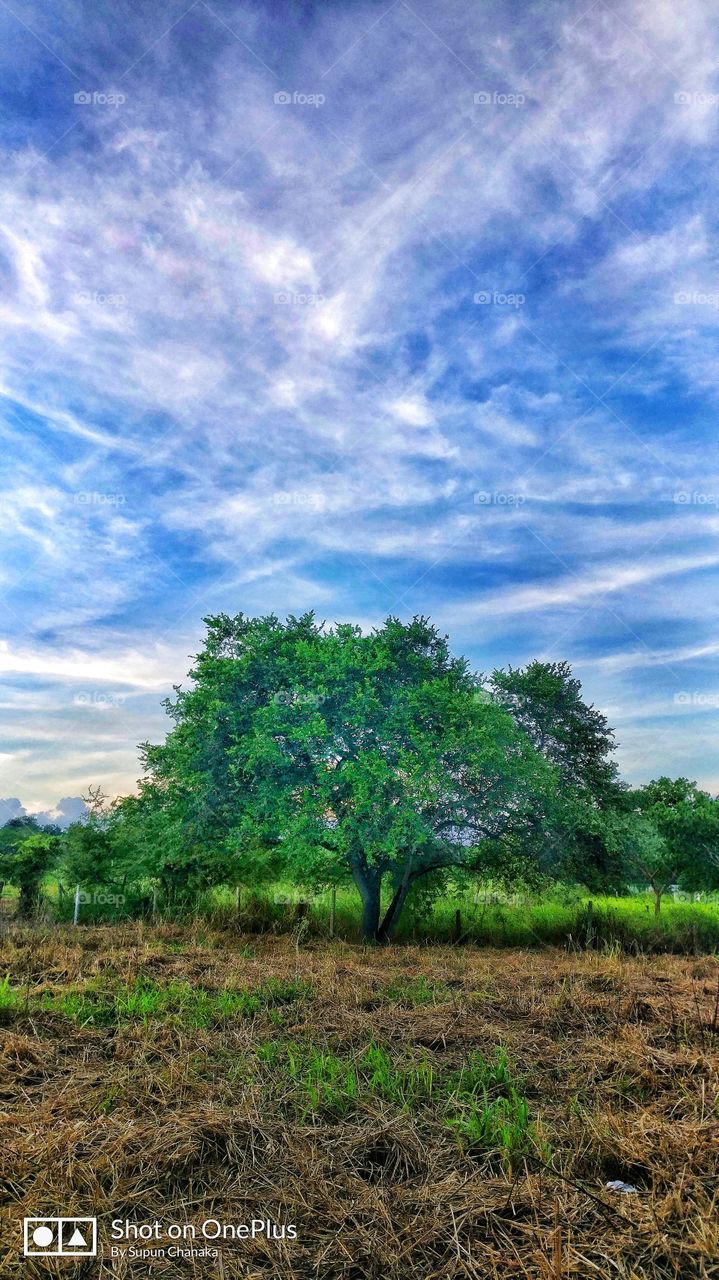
[39,974,312,1029]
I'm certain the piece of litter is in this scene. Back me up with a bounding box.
[605,1180,638,1193]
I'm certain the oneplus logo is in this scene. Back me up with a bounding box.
[23,1217,97,1257]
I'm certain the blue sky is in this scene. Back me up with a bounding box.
[1,0,719,815]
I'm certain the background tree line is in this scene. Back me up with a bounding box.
[2,614,718,939]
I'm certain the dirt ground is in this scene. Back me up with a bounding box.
[0,924,717,1278]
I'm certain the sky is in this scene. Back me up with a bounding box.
[0,0,718,816]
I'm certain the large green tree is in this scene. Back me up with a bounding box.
[144,614,557,940]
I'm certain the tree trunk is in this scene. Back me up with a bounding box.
[377,878,413,944]
[653,887,662,916]
[18,883,36,919]
[352,865,381,942]
[360,891,380,941]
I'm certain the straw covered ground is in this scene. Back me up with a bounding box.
[0,923,717,1278]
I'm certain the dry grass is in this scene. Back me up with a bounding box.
[0,922,717,1278]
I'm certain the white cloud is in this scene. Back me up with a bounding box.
[385,395,434,427]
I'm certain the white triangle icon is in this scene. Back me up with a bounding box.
[67,1228,87,1248]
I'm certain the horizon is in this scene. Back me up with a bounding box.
[1,0,719,808]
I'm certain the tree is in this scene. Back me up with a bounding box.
[62,787,119,894]
[489,661,627,887]
[628,777,719,914]
[140,613,318,896]
[108,782,264,909]
[144,614,557,941]
[489,661,618,801]
[0,820,60,917]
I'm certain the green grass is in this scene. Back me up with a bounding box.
[448,1091,532,1160]
[445,1046,516,1098]
[260,1039,439,1116]
[18,874,719,953]
[257,1038,535,1163]
[0,973,19,1023]
[201,881,719,952]
[441,1047,535,1162]
[382,974,449,1005]
[37,975,312,1029]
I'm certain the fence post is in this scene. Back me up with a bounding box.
[454,908,462,943]
[585,900,594,948]
[329,888,336,938]
[152,884,158,921]
[73,884,81,925]
[236,884,242,918]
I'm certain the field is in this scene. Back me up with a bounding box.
[1,924,718,1278]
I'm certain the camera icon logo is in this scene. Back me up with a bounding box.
[23,1217,97,1257]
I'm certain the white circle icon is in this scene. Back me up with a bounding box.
[32,1226,54,1248]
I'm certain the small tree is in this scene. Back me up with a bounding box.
[62,787,118,898]
[628,778,719,913]
[615,811,672,915]
[0,822,60,918]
